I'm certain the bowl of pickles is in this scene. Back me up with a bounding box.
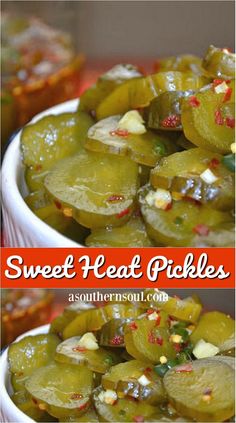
[1,290,235,422]
[2,45,235,247]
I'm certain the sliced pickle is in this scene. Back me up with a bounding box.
[85,115,176,167]
[63,304,142,339]
[150,148,235,211]
[99,318,129,347]
[50,302,95,336]
[218,334,235,357]
[11,390,52,421]
[202,45,235,78]
[93,386,157,422]
[44,150,139,229]
[163,358,235,422]
[25,190,89,243]
[85,215,154,247]
[145,290,202,323]
[60,406,99,422]
[79,64,142,113]
[8,334,60,391]
[96,71,209,120]
[139,185,232,247]
[209,355,235,370]
[192,224,235,247]
[102,360,166,404]
[55,336,120,373]
[154,54,203,74]
[190,311,235,347]
[124,319,176,363]
[25,362,93,419]
[147,91,193,131]
[21,112,94,170]
[182,81,235,153]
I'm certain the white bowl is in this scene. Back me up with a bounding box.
[2,100,82,247]
[0,324,49,423]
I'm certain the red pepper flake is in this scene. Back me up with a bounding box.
[188,96,200,108]
[212,79,224,88]
[71,393,83,400]
[203,388,212,395]
[225,117,235,129]
[164,202,173,211]
[173,343,182,353]
[110,335,124,346]
[193,224,210,236]
[108,194,124,202]
[147,308,155,315]
[78,401,89,411]
[110,129,129,137]
[223,87,232,103]
[209,158,220,169]
[175,363,193,373]
[35,164,42,171]
[184,196,202,206]
[156,336,163,346]
[161,114,181,128]
[133,416,144,422]
[72,346,87,353]
[215,109,224,125]
[155,314,162,327]
[117,208,130,219]
[129,321,138,331]
[32,398,38,405]
[145,367,152,373]
[54,200,62,210]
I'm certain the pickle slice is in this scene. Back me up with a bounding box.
[60,406,99,422]
[63,304,142,339]
[150,148,235,211]
[44,150,139,229]
[154,54,203,74]
[50,302,95,336]
[139,185,232,247]
[85,115,176,167]
[182,81,235,153]
[218,334,235,357]
[202,45,235,79]
[190,311,235,347]
[93,386,157,422]
[99,318,129,347]
[21,112,94,170]
[55,336,120,373]
[25,362,93,419]
[11,390,54,421]
[209,355,235,370]
[124,319,176,363]
[102,360,166,405]
[79,64,142,113]
[163,358,235,422]
[145,290,202,323]
[147,91,193,131]
[96,71,209,120]
[8,334,60,391]
[85,215,154,247]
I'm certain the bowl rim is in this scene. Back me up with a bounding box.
[0,324,50,423]
[2,99,83,247]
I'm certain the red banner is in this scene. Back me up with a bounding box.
[1,248,235,289]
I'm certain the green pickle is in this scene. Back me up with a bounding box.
[147,91,193,131]
[190,311,235,346]
[85,115,176,167]
[25,362,94,419]
[163,358,235,422]
[202,45,235,78]
[182,81,235,153]
[99,318,129,347]
[155,54,203,74]
[139,185,232,247]
[124,319,176,363]
[79,64,142,113]
[150,148,235,211]
[86,215,154,247]
[55,336,120,373]
[44,150,139,229]
[93,386,157,422]
[96,71,209,120]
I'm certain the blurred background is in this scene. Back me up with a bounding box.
[1,0,235,144]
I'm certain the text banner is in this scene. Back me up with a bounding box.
[1,248,235,288]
